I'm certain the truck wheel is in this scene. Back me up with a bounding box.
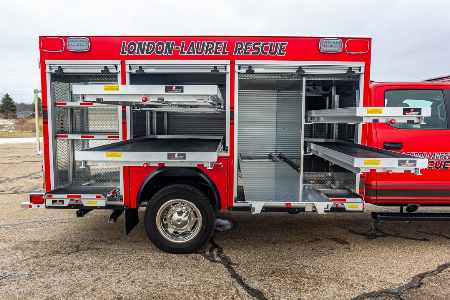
[144,184,216,253]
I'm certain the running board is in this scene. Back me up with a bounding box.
[372,212,450,222]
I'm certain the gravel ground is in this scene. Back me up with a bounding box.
[1,143,450,299]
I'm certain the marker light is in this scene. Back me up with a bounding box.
[319,38,343,53]
[67,37,91,52]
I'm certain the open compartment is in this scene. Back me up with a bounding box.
[72,64,229,167]
[237,71,303,203]
[49,70,121,197]
[116,64,227,144]
[236,65,365,206]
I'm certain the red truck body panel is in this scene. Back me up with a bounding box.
[39,35,372,210]
[367,82,450,205]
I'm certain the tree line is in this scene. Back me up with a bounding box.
[0,93,42,119]
[0,94,17,118]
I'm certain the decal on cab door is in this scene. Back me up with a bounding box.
[404,152,450,170]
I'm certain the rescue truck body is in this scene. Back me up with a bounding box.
[24,36,448,253]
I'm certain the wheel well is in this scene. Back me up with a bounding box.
[137,167,220,211]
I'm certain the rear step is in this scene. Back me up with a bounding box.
[310,141,428,174]
[45,186,121,208]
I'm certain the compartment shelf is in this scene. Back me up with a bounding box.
[74,136,222,165]
[72,84,224,111]
[310,142,428,173]
[307,107,431,124]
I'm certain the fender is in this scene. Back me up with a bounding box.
[136,167,220,210]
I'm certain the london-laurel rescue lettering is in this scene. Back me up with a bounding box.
[120,40,288,56]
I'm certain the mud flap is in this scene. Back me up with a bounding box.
[125,208,139,235]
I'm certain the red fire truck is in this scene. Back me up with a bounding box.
[24,36,449,253]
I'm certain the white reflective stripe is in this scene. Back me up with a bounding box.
[54,101,112,108]
[21,202,45,209]
[55,134,120,140]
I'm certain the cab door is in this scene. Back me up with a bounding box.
[367,84,450,205]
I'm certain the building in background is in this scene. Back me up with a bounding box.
[425,75,450,83]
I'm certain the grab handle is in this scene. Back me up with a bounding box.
[383,142,403,151]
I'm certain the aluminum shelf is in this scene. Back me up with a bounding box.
[75,136,222,165]
[310,142,428,173]
[307,107,431,124]
[72,84,224,110]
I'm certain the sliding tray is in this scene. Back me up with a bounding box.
[72,84,224,112]
[310,142,428,173]
[307,107,431,124]
[75,136,223,166]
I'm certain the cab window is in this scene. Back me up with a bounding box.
[385,89,447,129]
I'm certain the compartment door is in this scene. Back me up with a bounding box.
[369,87,450,205]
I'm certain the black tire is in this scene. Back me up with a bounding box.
[144,184,216,253]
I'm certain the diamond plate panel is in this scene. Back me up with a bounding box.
[55,139,70,187]
[51,72,119,188]
[72,140,120,186]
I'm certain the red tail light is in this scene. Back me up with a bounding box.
[40,37,64,53]
[29,193,45,204]
[345,39,370,54]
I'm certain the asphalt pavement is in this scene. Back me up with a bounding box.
[1,143,449,299]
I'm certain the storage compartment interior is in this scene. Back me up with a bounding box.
[303,79,358,192]
[237,72,360,203]
[50,72,121,191]
[129,72,226,142]
[237,73,303,202]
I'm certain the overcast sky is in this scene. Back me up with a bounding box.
[1,0,449,103]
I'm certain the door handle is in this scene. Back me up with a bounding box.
[383,142,403,150]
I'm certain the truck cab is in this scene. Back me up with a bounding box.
[366,82,450,206]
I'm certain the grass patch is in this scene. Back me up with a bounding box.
[0,131,40,138]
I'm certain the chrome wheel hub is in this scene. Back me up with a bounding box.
[156,199,202,243]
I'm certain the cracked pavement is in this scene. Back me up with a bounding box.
[1,143,450,299]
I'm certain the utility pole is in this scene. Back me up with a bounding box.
[34,89,41,154]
